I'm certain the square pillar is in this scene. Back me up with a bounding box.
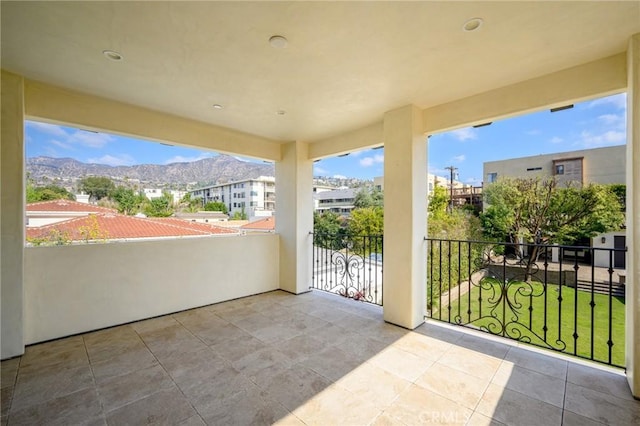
[1,71,25,359]
[626,33,640,397]
[383,105,427,329]
[275,141,313,294]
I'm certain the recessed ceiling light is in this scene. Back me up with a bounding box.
[276,110,286,115]
[462,18,483,32]
[102,50,123,61]
[269,35,288,49]
[213,104,223,110]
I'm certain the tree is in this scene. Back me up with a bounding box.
[231,205,247,220]
[348,207,383,236]
[144,193,174,217]
[428,182,449,219]
[79,176,115,201]
[204,201,228,214]
[480,177,624,280]
[26,180,75,203]
[111,187,145,215]
[353,187,384,209]
[313,211,346,249]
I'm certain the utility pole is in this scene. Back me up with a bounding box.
[445,166,458,212]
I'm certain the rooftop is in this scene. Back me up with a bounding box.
[25,199,117,214]
[2,290,638,425]
[26,214,237,243]
[241,217,276,232]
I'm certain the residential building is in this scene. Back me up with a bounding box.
[314,188,357,217]
[143,188,188,204]
[374,174,464,194]
[3,2,640,415]
[174,211,229,223]
[190,176,275,219]
[483,145,626,187]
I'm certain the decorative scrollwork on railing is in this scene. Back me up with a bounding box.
[312,233,383,305]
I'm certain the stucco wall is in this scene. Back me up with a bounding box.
[23,234,279,344]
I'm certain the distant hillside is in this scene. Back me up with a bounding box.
[26,155,275,187]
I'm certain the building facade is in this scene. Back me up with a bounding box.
[190,176,276,218]
[314,188,357,217]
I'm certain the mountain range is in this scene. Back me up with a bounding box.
[26,155,275,188]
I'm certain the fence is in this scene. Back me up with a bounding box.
[311,232,383,305]
[426,238,626,367]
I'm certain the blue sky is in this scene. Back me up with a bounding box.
[26,93,626,184]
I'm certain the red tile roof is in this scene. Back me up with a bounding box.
[240,217,275,231]
[26,199,117,213]
[26,213,238,243]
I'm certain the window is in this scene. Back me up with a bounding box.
[526,167,542,171]
[250,191,258,196]
[487,173,497,183]
[555,165,564,175]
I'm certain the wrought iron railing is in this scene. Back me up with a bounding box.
[311,232,383,305]
[426,238,626,367]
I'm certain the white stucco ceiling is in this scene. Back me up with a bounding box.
[2,1,639,142]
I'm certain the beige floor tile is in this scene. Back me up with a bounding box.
[438,346,502,380]
[233,312,278,333]
[260,366,332,412]
[292,383,382,426]
[0,359,19,390]
[360,321,410,345]
[105,388,195,425]
[187,321,249,346]
[277,334,327,362]
[502,346,567,378]
[91,346,158,384]
[178,414,207,426]
[370,346,434,382]
[1,387,13,417]
[299,346,363,382]
[84,327,146,364]
[209,332,268,361]
[129,315,179,334]
[564,382,640,425]
[231,346,292,377]
[248,322,304,344]
[393,332,453,361]
[415,322,465,345]
[566,362,633,401]
[198,382,291,426]
[9,387,103,426]
[12,364,94,412]
[334,334,388,362]
[415,362,491,410]
[336,363,411,408]
[181,365,250,408]
[384,384,473,425]
[475,384,562,426]
[492,362,565,407]
[456,334,511,359]
[561,410,606,426]
[465,411,506,426]
[370,412,407,426]
[96,364,174,412]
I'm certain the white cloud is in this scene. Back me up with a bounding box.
[333,174,347,179]
[549,136,563,144]
[26,121,69,137]
[598,113,625,129]
[526,129,541,135]
[452,155,465,163]
[50,139,73,150]
[578,130,626,148]
[450,127,477,141]
[586,93,626,110]
[164,153,215,164]
[359,154,384,167]
[350,150,364,157]
[87,154,135,167]
[314,165,328,175]
[70,131,113,148]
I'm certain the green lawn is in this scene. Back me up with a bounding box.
[431,280,625,367]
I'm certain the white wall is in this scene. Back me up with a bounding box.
[592,231,627,268]
[23,234,279,344]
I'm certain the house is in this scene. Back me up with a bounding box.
[26,199,118,227]
[2,2,640,420]
[174,211,229,223]
[314,188,357,217]
[190,176,275,219]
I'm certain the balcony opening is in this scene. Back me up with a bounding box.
[426,92,628,367]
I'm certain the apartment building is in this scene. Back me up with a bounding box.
[314,188,357,217]
[483,145,626,187]
[374,174,464,194]
[190,176,275,218]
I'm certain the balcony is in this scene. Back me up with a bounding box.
[2,290,639,425]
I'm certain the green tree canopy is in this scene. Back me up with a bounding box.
[348,207,383,236]
[111,187,145,215]
[480,177,624,245]
[79,176,116,201]
[428,182,449,219]
[204,201,228,214]
[26,182,75,203]
[353,187,384,209]
[144,193,174,217]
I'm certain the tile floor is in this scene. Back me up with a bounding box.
[1,290,639,425]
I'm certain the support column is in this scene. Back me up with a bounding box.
[1,71,25,359]
[383,105,427,329]
[275,141,313,294]
[626,33,640,397]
